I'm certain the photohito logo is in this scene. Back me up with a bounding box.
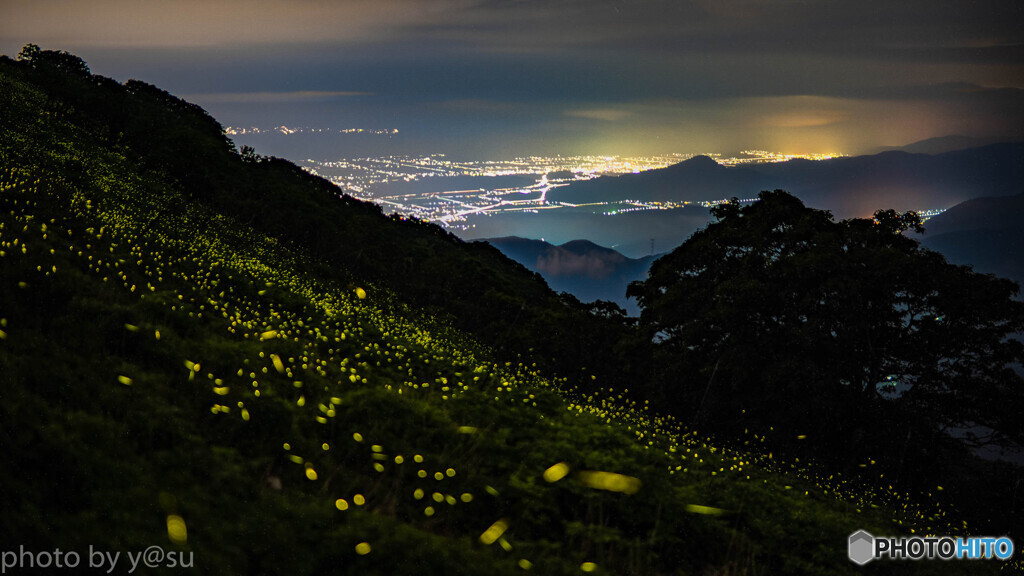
[848,530,1014,565]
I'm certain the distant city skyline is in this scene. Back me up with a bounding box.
[2,1,1022,158]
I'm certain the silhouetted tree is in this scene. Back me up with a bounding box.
[239,145,261,163]
[628,190,1024,471]
[18,43,90,76]
[17,43,41,63]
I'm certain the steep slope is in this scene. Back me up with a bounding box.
[0,49,1005,575]
[0,52,632,395]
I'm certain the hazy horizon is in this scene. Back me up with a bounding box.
[3,1,1022,159]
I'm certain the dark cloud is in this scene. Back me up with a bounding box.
[2,0,1021,156]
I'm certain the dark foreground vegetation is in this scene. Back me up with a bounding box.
[1,45,1021,574]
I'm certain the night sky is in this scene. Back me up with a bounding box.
[3,0,1023,158]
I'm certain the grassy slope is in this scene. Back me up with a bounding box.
[0,53,630,397]
[0,58,1010,575]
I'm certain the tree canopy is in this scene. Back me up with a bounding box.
[17,43,90,76]
[628,190,1024,473]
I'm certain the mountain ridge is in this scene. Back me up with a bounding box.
[918,192,1024,290]
[551,143,1024,218]
[483,236,657,314]
[869,135,1012,155]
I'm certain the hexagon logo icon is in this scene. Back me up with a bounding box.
[848,530,874,565]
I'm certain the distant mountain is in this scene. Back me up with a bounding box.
[554,155,761,206]
[484,236,656,313]
[919,192,1024,289]
[550,144,1024,218]
[869,135,1009,155]
[460,203,714,260]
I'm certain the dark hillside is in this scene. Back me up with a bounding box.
[0,52,629,394]
[0,47,1019,574]
[919,192,1024,288]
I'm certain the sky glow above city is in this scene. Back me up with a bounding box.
[2,0,1022,158]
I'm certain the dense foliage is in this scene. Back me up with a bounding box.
[628,191,1024,530]
[629,191,1024,453]
[0,46,1019,574]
